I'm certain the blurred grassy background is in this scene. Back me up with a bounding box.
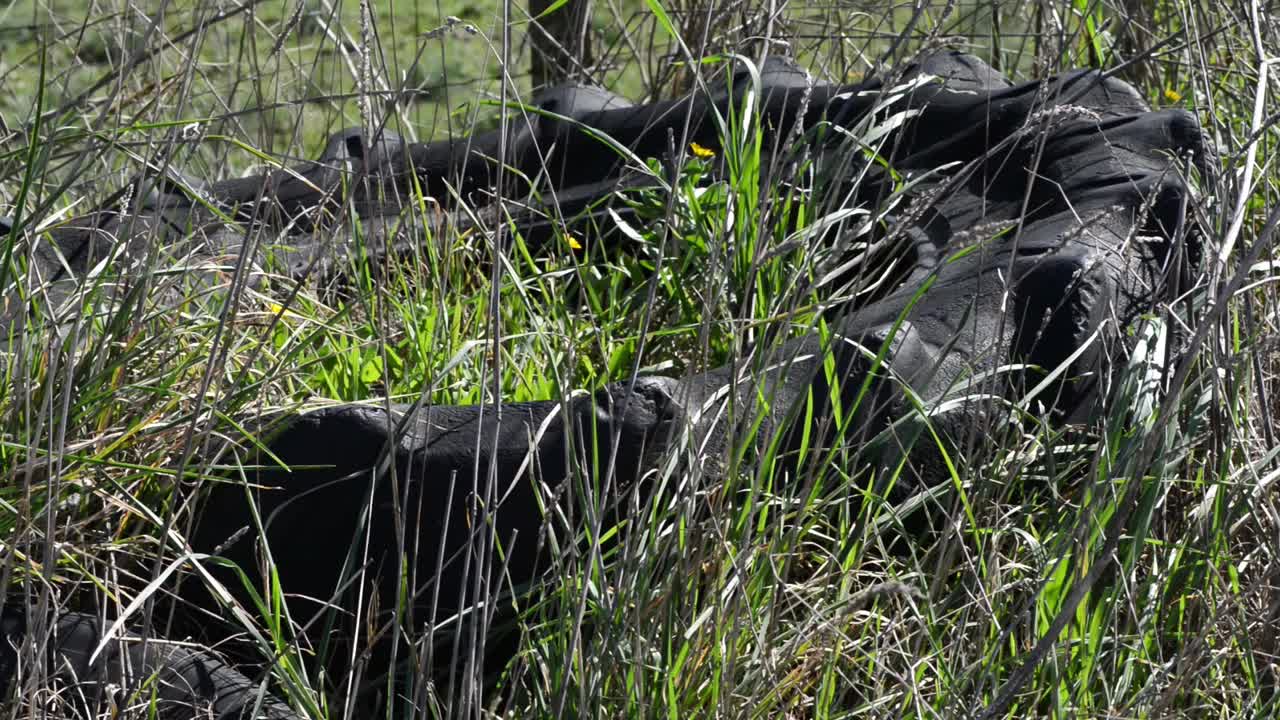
[0,0,540,149]
[0,0,1142,167]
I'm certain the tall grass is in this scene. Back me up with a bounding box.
[0,0,1277,718]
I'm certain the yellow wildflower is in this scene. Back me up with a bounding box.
[1164,88,1183,103]
[689,142,715,159]
[567,235,583,250]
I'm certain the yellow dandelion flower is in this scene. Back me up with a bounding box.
[689,142,715,159]
[567,235,583,250]
[1164,88,1183,103]
[268,301,286,315]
